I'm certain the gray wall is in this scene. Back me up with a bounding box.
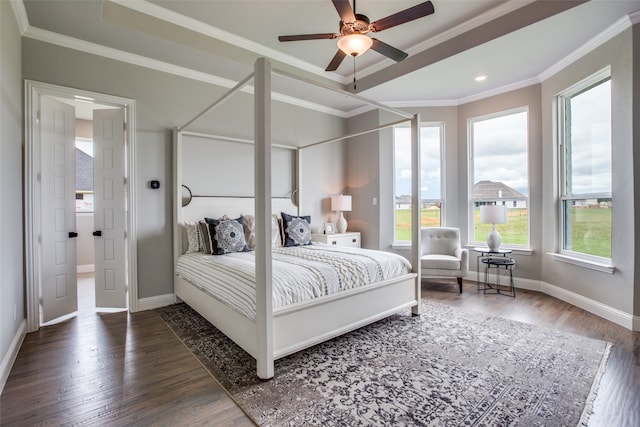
[22,38,345,299]
[345,109,381,249]
[541,29,636,314]
[1,0,25,381]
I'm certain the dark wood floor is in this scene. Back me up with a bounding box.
[2,280,638,426]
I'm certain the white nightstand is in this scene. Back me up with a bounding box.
[311,232,361,248]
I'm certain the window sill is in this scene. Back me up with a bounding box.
[393,242,534,256]
[464,245,533,256]
[392,242,411,250]
[548,252,616,274]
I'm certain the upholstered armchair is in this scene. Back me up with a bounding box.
[420,227,469,293]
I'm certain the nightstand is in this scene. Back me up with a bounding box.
[311,232,361,248]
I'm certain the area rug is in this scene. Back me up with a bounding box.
[156,301,611,426]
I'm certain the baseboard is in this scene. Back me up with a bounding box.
[137,293,176,311]
[540,281,637,331]
[77,264,95,273]
[463,273,541,292]
[633,315,640,331]
[466,272,637,331]
[1,319,26,394]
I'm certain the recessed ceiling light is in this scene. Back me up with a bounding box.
[475,75,488,82]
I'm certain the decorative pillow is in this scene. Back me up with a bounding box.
[242,214,256,251]
[184,222,202,253]
[281,212,312,247]
[197,220,213,255]
[271,215,283,248]
[205,216,248,255]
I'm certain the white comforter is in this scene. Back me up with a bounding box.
[175,244,412,320]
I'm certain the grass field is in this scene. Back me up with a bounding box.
[395,207,611,258]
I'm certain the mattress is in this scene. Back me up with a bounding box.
[175,244,412,320]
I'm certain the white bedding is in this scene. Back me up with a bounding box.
[176,244,412,320]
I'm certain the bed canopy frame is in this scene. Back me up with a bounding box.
[173,58,422,379]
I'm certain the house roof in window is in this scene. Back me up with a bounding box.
[474,180,525,200]
[76,148,93,192]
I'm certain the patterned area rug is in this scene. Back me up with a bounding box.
[156,301,611,426]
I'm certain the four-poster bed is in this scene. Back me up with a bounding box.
[173,58,422,379]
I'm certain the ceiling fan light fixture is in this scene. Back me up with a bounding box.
[337,33,373,56]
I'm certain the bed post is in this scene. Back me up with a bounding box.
[173,128,183,300]
[411,113,421,316]
[254,57,274,379]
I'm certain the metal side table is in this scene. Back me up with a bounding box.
[472,247,512,291]
[481,257,516,297]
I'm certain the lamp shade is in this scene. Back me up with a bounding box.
[480,204,507,224]
[331,195,352,212]
[337,34,373,56]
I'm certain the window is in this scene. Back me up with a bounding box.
[470,108,529,247]
[75,138,94,212]
[393,123,443,241]
[558,73,611,259]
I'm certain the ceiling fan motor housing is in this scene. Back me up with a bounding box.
[340,13,370,35]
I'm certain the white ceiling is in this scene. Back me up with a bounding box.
[20,0,640,116]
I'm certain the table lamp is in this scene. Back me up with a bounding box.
[331,194,352,233]
[480,204,508,251]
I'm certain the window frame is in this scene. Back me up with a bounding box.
[556,67,612,263]
[468,106,530,249]
[392,121,445,243]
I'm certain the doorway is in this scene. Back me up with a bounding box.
[25,81,138,332]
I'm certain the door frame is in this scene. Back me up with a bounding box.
[24,80,139,332]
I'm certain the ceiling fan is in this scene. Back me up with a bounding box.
[278,0,435,72]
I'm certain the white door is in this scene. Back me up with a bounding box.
[40,96,78,322]
[93,108,127,308]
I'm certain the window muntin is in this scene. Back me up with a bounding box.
[393,123,443,241]
[470,108,529,247]
[559,76,611,259]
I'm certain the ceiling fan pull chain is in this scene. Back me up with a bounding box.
[353,55,357,90]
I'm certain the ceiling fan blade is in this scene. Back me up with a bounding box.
[370,38,408,62]
[325,49,347,71]
[332,0,355,23]
[370,1,435,32]
[279,33,339,42]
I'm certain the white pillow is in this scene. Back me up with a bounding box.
[271,215,283,248]
[184,222,202,253]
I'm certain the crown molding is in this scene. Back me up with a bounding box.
[9,0,29,34]
[22,26,350,118]
[16,0,639,118]
[107,0,348,86]
[538,12,633,81]
[458,77,541,105]
[358,0,538,78]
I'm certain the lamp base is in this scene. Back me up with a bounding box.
[336,212,348,233]
[486,225,502,251]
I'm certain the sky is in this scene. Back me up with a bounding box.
[566,79,611,195]
[472,110,528,196]
[394,79,610,200]
[394,126,441,199]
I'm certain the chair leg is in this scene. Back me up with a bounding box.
[457,277,462,293]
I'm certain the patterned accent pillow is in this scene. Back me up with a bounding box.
[271,215,283,248]
[242,214,256,251]
[205,216,248,255]
[281,212,312,247]
[184,222,202,253]
[197,220,213,254]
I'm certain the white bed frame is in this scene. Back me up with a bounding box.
[173,58,422,379]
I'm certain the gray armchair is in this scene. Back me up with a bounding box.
[420,227,469,293]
